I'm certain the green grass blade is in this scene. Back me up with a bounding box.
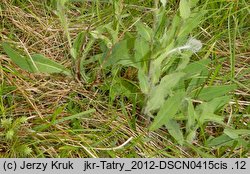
[54,109,96,124]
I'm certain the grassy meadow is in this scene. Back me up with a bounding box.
[0,0,249,157]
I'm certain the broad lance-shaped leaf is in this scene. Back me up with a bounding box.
[31,54,72,76]
[186,99,196,132]
[2,43,35,72]
[134,37,150,66]
[224,128,250,139]
[196,96,232,125]
[2,43,71,76]
[146,72,186,112]
[208,133,249,148]
[135,22,153,42]
[104,38,135,67]
[205,95,232,113]
[183,59,210,76]
[202,113,225,125]
[155,5,167,39]
[165,119,184,145]
[192,85,237,101]
[196,96,232,120]
[186,128,197,144]
[138,69,149,94]
[149,91,185,131]
[207,134,234,147]
[223,128,239,139]
[185,99,199,143]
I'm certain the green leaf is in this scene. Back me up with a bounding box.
[105,38,135,67]
[179,0,191,20]
[31,54,72,76]
[224,128,239,139]
[207,134,234,147]
[104,22,119,43]
[149,58,162,85]
[233,129,250,135]
[186,143,215,157]
[194,85,237,101]
[149,91,185,131]
[33,106,65,131]
[189,0,199,8]
[109,78,138,102]
[202,112,225,125]
[102,74,137,106]
[197,96,232,125]
[138,70,149,94]
[183,59,210,92]
[183,59,210,76]
[164,15,181,45]
[176,52,192,71]
[2,43,36,72]
[224,128,250,139]
[186,70,209,94]
[186,128,197,144]
[206,96,232,113]
[146,72,186,112]
[155,6,167,39]
[165,119,184,145]
[186,99,196,131]
[70,31,85,60]
[134,37,150,66]
[2,43,72,76]
[58,0,69,7]
[196,96,232,119]
[135,22,153,42]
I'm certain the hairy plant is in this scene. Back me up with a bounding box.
[91,0,239,145]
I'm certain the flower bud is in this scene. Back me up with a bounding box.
[185,38,202,53]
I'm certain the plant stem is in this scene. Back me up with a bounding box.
[142,0,160,124]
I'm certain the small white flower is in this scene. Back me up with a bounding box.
[167,37,202,55]
[185,38,202,53]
